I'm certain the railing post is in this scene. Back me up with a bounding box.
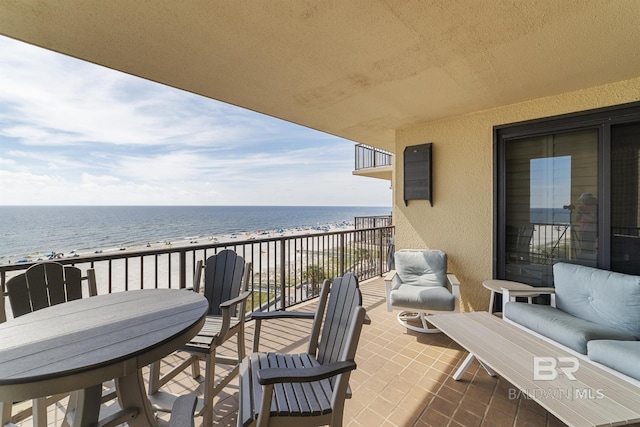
[340,233,346,275]
[279,239,286,310]
[179,251,187,289]
[379,229,384,276]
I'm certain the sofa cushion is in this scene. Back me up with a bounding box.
[553,263,640,339]
[394,250,447,288]
[504,302,637,354]
[587,340,640,382]
[389,284,455,311]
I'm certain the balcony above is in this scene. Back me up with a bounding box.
[353,144,393,181]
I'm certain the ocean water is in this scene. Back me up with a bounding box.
[0,206,391,263]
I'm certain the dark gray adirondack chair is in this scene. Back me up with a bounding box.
[238,272,367,427]
[169,395,197,427]
[148,249,251,427]
[1,262,99,427]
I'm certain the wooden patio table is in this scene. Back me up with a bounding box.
[428,312,640,427]
[0,289,208,427]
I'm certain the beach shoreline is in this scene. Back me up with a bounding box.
[6,221,354,265]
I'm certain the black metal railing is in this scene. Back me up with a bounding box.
[354,144,392,170]
[1,226,394,319]
[510,222,584,264]
[355,215,392,229]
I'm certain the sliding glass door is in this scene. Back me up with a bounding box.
[611,122,640,275]
[502,130,598,286]
[495,102,640,286]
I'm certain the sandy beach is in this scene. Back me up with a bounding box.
[2,222,368,318]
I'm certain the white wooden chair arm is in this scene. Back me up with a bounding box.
[447,273,461,298]
[385,270,398,282]
[384,270,397,311]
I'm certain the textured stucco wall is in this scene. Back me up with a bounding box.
[393,76,640,312]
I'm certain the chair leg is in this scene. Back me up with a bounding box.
[202,349,215,427]
[190,354,201,379]
[237,326,246,360]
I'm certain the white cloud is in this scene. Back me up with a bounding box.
[0,36,391,206]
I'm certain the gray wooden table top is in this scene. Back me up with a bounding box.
[429,312,640,427]
[0,289,208,402]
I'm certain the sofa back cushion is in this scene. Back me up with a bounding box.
[553,262,640,338]
[394,250,447,288]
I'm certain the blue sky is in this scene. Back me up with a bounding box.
[0,36,391,206]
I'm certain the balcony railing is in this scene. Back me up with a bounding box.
[355,215,392,229]
[0,226,394,319]
[354,144,392,170]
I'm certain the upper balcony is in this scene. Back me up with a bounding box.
[353,144,393,181]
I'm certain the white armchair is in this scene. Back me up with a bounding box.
[385,249,460,333]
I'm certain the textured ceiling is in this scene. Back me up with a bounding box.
[1,0,640,150]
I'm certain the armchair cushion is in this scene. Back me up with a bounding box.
[389,284,454,311]
[504,302,637,354]
[394,250,448,288]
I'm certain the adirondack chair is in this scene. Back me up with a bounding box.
[169,395,197,427]
[0,262,100,427]
[238,272,367,427]
[148,249,252,427]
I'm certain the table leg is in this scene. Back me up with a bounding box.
[70,385,102,427]
[1,401,12,425]
[453,353,497,380]
[453,353,476,380]
[488,290,496,314]
[115,370,159,427]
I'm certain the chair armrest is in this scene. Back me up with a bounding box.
[251,311,316,321]
[256,361,357,385]
[216,291,252,343]
[447,273,461,298]
[385,270,398,282]
[384,270,398,311]
[219,290,251,309]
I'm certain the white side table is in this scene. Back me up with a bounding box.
[482,279,541,315]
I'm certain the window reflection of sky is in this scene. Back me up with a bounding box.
[530,156,572,209]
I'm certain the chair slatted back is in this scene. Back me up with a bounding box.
[6,262,93,318]
[316,272,362,367]
[202,250,248,316]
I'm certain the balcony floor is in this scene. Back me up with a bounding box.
[15,276,569,427]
